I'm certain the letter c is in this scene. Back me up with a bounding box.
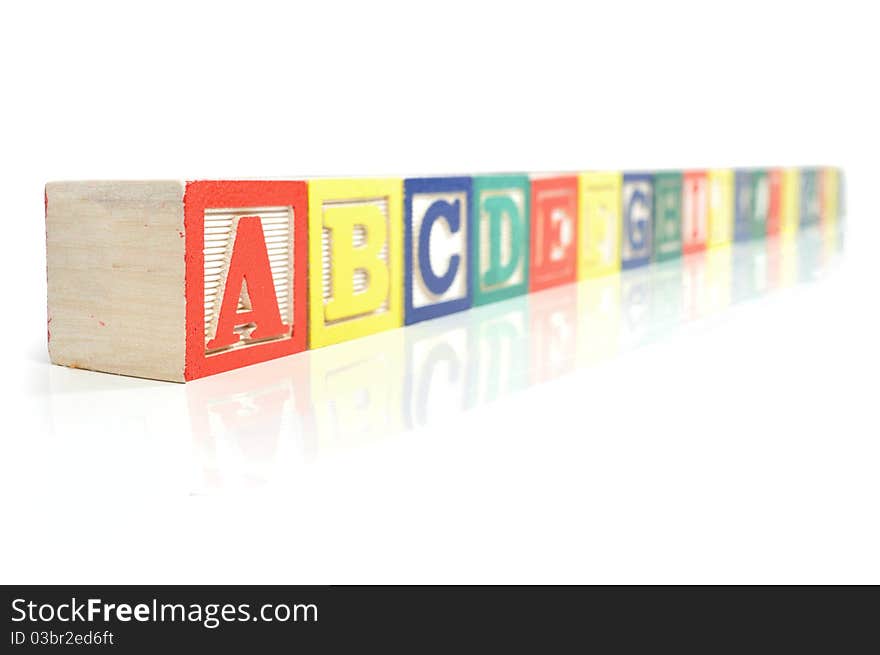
[418,199,461,296]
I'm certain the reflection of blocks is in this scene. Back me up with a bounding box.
[186,181,309,380]
[309,328,404,450]
[732,240,768,303]
[472,175,530,306]
[404,177,472,325]
[682,251,709,321]
[705,246,732,314]
[403,319,470,429]
[528,283,577,383]
[707,169,734,248]
[578,172,622,279]
[466,297,530,405]
[619,266,652,348]
[653,172,682,262]
[576,274,620,366]
[529,176,579,292]
[621,173,653,269]
[308,178,403,348]
[682,170,709,254]
[651,258,683,332]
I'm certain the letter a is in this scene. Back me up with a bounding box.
[206,216,288,350]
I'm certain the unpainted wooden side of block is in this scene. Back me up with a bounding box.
[46,181,187,382]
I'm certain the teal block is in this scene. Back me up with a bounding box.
[472,175,531,306]
[653,172,683,262]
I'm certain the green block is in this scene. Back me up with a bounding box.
[652,172,682,262]
[472,175,530,306]
[750,169,769,239]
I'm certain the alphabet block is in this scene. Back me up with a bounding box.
[734,169,754,242]
[707,169,734,248]
[308,178,403,348]
[404,177,473,325]
[621,173,653,269]
[529,175,579,292]
[682,170,709,255]
[653,172,682,262]
[45,180,309,382]
[578,172,622,279]
[472,175,530,306]
[750,169,770,239]
[800,168,821,226]
[766,169,783,236]
[780,168,801,237]
[820,167,840,225]
[186,180,309,380]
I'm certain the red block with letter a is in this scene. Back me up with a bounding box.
[184,180,308,380]
[529,175,579,292]
[682,170,708,255]
[766,169,782,235]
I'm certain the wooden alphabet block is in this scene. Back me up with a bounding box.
[577,172,622,279]
[819,167,840,225]
[750,169,770,239]
[734,169,754,242]
[529,175,579,292]
[621,173,653,269]
[46,180,309,382]
[707,169,734,248]
[308,178,404,348]
[404,177,473,325]
[780,168,801,237]
[472,175,530,306]
[766,169,783,236]
[682,170,709,255]
[799,168,821,227]
[186,180,309,380]
[653,172,683,262]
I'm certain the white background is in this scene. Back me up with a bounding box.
[1,0,877,583]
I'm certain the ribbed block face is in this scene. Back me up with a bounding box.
[707,169,734,248]
[621,173,653,269]
[308,178,403,348]
[472,175,530,306]
[653,172,682,262]
[204,206,294,354]
[184,181,308,381]
[734,170,754,242]
[320,198,391,324]
[682,171,709,254]
[750,170,770,239]
[404,177,473,325]
[578,172,622,279]
[529,176,578,292]
[800,169,821,227]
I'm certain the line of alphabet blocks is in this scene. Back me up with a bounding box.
[44,167,844,382]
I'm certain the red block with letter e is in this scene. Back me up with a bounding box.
[529,175,579,292]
